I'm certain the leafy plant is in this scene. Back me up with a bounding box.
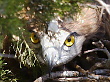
[0,57,18,82]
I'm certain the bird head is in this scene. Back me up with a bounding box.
[40,30,85,70]
[30,20,86,70]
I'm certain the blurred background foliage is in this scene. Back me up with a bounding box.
[0,0,92,81]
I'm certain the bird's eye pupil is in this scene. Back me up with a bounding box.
[67,38,71,42]
[34,35,37,39]
[34,35,36,38]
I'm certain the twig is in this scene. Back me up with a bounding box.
[0,53,16,58]
[34,70,110,82]
[56,74,110,81]
[93,69,110,75]
[34,64,110,82]
[90,59,110,72]
[84,48,110,59]
[74,61,110,75]
[34,71,79,82]
[88,73,110,80]
[95,0,110,15]
[73,63,88,75]
[103,40,110,43]
[75,63,110,80]
[92,41,104,48]
[55,77,93,81]
[89,62,105,72]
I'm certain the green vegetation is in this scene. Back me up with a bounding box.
[0,57,18,82]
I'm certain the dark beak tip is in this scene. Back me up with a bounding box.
[48,63,54,77]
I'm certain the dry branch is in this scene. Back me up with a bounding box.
[95,0,110,15]
[34,69,110,82]
[84,48,110,58]
[34,71,79,82]
[93,69,110,75]
[0,53,16,58]
[90,59,110,72]
[88,73,110,80]
[84,40,110,59]
[73,63,89,75]
[55,77,93,82]
[34,60,110,82]
[84,40,110,71]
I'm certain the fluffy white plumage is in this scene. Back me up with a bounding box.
[48,20,59,32]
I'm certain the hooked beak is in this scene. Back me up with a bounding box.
[44,47,59,75]
[48,61,54,77]
[47,54,54,75]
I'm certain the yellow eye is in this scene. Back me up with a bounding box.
[64,35,75,47]
[30,32,40,44]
